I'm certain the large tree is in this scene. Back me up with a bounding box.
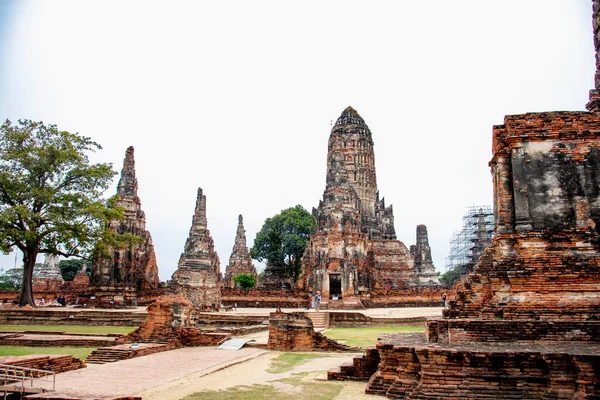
[0,119,121,306]
[250,205,315,283]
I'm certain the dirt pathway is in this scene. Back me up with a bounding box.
[138,350,371,400]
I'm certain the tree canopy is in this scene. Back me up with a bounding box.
[0,119,122,305]
[233,273,256,289]
[250,205,315,283]
[59,259,91,281]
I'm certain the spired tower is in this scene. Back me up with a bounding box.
[224,215,258,288]
[299,107,437,309]
[170,188,221,310]
[90,146,160,304]
[326,107,396,238]
[411,225,440,286]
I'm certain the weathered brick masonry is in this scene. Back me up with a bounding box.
[267,311,358,351]
[329,3,600,397]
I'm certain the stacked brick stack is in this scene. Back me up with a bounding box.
[0,354,85,373]
[118,295,229,347]
[267,311,358,352]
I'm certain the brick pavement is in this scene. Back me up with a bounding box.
[42,347,267,397]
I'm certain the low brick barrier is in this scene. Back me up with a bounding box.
[0,354,85,374]
[426,319,600,344]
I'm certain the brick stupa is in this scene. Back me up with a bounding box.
[224,215,257,288]
[170,188,221,311]
[32,254,64,292]
[90,146,160,305]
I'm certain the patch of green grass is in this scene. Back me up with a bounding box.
[267,352,330,374]
[0,325,136,335]
[183,373,343,400]
[322,326,424,348]
[0,346,96,360]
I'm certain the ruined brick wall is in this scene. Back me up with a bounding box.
[427,319,600,344]
[267,311,357,351]
[118,295,229,346]
[445,112,600,322]
[361,287,444,308]
[221,288,308,308]
[364,344,600,399]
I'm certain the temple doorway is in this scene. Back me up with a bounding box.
[329,274,342,299]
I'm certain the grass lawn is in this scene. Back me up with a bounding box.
[322,326,424,348]
[267,352,333,374]
[0,325,137,335]
[0,346,96,360]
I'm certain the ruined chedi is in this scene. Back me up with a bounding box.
[33,254,64,291]
[170,188,221,310]
[90,146,160,296]
[409,225,440,286]
[224,215,258,288]
[299,107,435,308]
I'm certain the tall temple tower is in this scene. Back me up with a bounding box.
[224,215,257,288]
[170,188,221,310]
[325,107,396,239]
[299,107,437,309]
[90,146,160,304]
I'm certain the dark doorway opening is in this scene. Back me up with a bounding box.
[329,274,342,299]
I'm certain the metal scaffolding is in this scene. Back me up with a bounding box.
[445,206,494,272]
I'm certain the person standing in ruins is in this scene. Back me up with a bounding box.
[314,292,321,311]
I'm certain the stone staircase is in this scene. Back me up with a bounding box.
[304,312,329,329]
[86,347,137,364]
[86,343,169,364]
[328,347,380,381]
[324,297,366,310]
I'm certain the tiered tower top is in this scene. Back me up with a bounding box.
[327,106,378,218]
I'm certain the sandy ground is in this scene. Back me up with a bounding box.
[139,351,372,400]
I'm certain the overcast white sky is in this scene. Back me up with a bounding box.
[0,1,595,281]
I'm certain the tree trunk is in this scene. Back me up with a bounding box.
[18,248,37,306]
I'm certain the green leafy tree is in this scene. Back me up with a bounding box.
[233,273,256,289]
[0,119,123,306]
[439,264,470,288]
[0,268,24,290]
[250,205,315,283]
[59,259,91,281]
[257,271,264,286]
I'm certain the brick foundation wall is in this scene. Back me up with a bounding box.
[362,287,444,308]
[0,309,146,326]
[221,288,309,308]
[427,319,600,344]
[361,344,600,399]
[329,313,425,328]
